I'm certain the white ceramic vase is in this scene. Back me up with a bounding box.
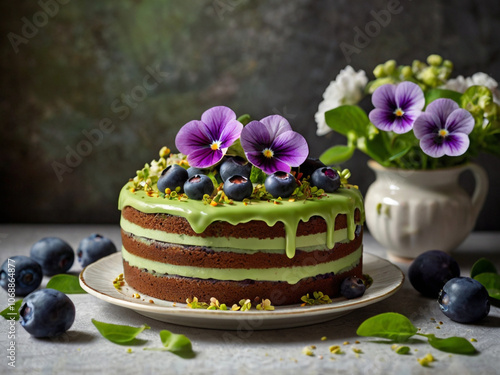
[364,160,488,260]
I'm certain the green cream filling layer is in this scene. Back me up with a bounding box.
[121,217,349,252]
[122,246,362,284]
[118,183,364,258]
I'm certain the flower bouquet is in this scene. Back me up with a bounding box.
[315,55,500,258]
[315,55,500,169]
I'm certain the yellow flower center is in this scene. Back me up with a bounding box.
[262,148,274,158]
[394,108,404,117]
[439,129,449,137]
[210,141,221,151]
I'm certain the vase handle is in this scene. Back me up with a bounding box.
[465,163,489,223]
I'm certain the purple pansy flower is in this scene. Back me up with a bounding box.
[369,81,425,134]
[240,115,309,175]
[175,106,243,168]
[413,98,474,158]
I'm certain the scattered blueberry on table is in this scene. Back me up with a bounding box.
[77,234,117,268]
[438,277,490,323]
[30,237,74,276]
[0,256,43,296]
[20,288,75,337]
[408,250,460,298]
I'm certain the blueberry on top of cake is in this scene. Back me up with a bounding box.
[118,106,365,306]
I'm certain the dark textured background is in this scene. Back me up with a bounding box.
[1,0,499,229]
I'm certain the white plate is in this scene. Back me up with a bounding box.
[80,252,404,330]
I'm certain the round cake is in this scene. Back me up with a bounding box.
[118,106,365,306]
[119,184,363,306]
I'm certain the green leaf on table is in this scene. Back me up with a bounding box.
[319,145,355,165]
[0,299,23,321]
[46,274,87,294]
[356,312,418,342]
[325,105,370,138]
[422,334,477,355]
[474,272,500,300]
[144,330,195,358]
[471,258,498,279]
[91,319,150,344]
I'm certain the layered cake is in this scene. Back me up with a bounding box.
[118,107,365,306]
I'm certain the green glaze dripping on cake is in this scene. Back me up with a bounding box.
[118,182,364,258]
[120,218,351,252]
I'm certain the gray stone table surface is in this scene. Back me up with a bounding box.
[0,225,499,375]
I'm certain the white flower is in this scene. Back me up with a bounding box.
[441,72,500,105]
[315,66,368,136]
[440,75,468,93]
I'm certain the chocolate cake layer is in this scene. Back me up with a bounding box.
[123,259,363,306]
[122,206,361,239]
[121,229,363,269]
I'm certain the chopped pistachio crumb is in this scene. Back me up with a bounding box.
[256,299,275,311]
[470,338,477,342]
[133,293,140,299]
[352,347,362,354]
[395,346,411,355]
[362,274,373,289]
[112,273,125,290]
[127,348,133,354]
[239,299,252,311]
[343,341,349,346]
[436,326,441,329]
[186,297,209,309]
[321,336,327,341]
[300,291,332,306]
[185,296,275,311]
[329,345,344,355]
[417,353,436,367]
[354,340,360,344]
[302,346,315,356]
